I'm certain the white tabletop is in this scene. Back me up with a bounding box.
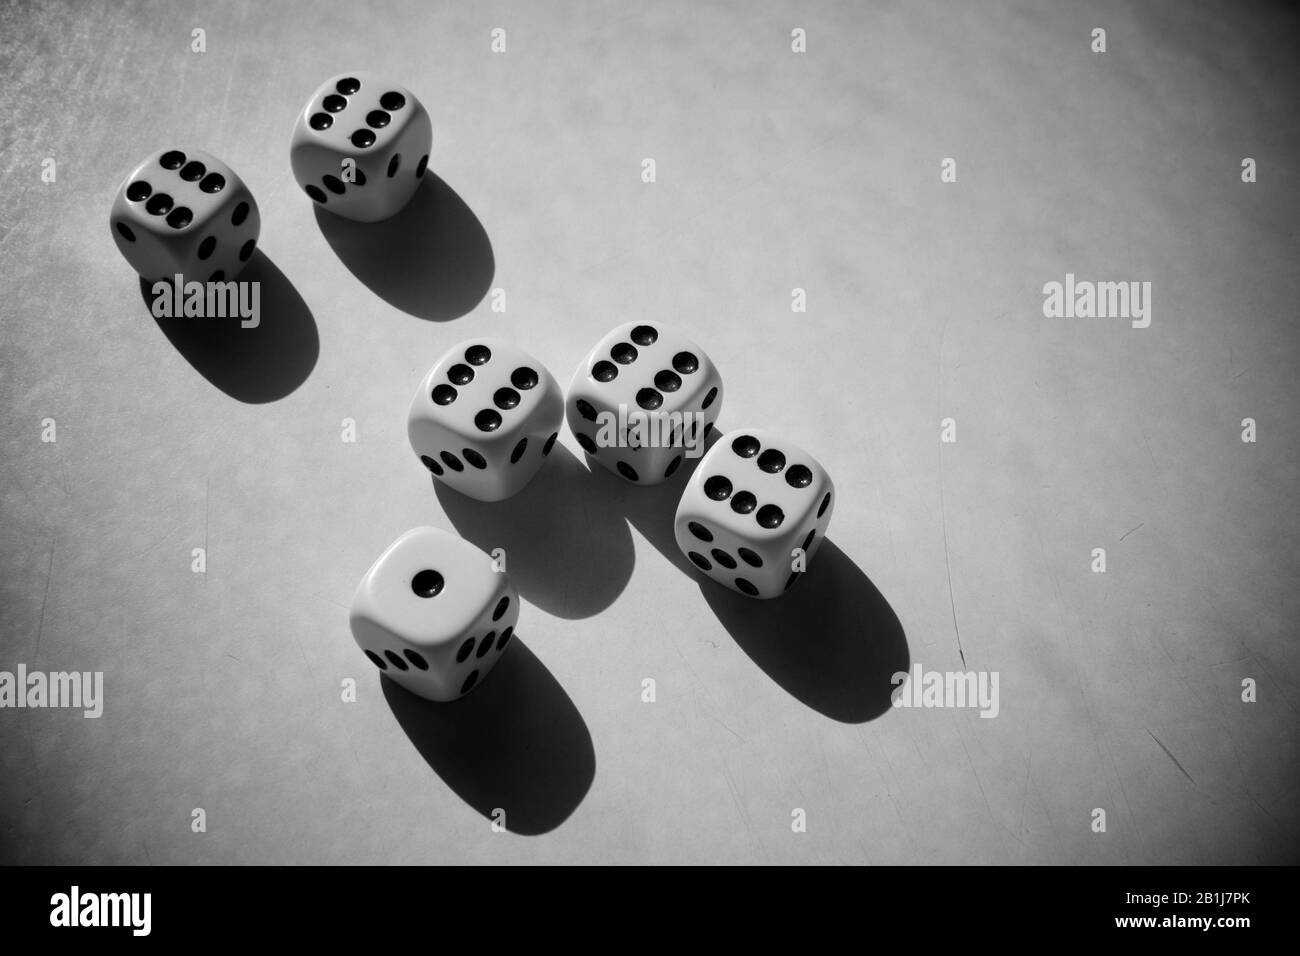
[1,0,1296,863]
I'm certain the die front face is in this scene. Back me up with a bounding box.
[674,429,835,599]
[290,72,432,223]
[110,148,260,283]
[566,322,723,485]
[408,339,564,502]
[350,527,520,702]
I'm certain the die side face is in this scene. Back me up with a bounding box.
[349,527,519,701]
[675,429,835,598]
[110,148,260,282]
[408,339,563,501]
[567,322,723,485]
[290,72,432,222]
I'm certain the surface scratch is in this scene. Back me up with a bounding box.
[937,314,967,669]
[722,766,755,847]
[713,716,745,743]
[1147,729,1195,785]
[32,545,54,657]
[1119,522,1145,542]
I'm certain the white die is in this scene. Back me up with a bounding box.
[110,147,260,283]
[408,338,564,502]
[349,527,520,702]
[566,322,723,485]
[290,72,432,222]
[674,429,835,599]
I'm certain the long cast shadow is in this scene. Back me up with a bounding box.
[435,445,635,619]
[314,172,493,320]
[139,250,318,403]
[584,438,909,723]
[382,637,595,835]
[697,539,908,723]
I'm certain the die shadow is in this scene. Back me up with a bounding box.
[697,540,909,723]
[382,637,595,836]
[139,250,318,403]
[434,445,634,619]
[313,172,493,321]
[584,443,909,724]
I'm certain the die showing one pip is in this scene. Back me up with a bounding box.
[350,527,520,702]
[110,147,261,283]
[674,429,835,598]
[290,72,432,222]
[408,338,564,502]
[566,322,723,485]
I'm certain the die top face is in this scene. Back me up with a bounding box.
[350,527,507,650]
[680,428,834,541]
[571,322,720,417]
[296,72,422,156]
[113,147,249,239]
[411,338,558,444]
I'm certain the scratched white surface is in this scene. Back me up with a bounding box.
[1,0,1297,864]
